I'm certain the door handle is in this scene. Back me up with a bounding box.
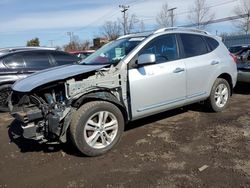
[211,60,220,65]
[173,67,185,73]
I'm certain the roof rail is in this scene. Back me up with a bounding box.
[153,27,211,35]
[117,34,134,40]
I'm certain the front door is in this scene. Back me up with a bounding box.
[128,34,186,119]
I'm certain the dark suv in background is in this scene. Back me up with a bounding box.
[0,47,80,111]
[229,45,250,83]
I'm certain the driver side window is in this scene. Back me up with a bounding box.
[139,34,179,64]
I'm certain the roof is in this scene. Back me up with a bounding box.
[0,46,57,56]
[117,27,211,40]
[117,31,153,40]
[0,48,67,59]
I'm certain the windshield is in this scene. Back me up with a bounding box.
[80,37,144,65]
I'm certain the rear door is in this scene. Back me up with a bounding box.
[50,51,80,66]
[179,34,219,101]
[129,34,187,119]
[22,51,52,72]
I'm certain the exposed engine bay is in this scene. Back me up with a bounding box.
[9,66,127,144]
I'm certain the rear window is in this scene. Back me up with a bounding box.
[23,52,51,69]
[52,52,79,65]
[3,54,25,69]
[204,36,219,51]
[228,46,243,53]
[180,34,208,58]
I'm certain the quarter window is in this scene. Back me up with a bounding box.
[204,36,219,51]
[180,34,208,58]
[3,54,25,69]
[139,34,179,63]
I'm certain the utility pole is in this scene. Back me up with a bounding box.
[67,32,74,43]
[247,11,250,35]
[168,7,177,27]
[49,40,54,47]
[119,5,130,35]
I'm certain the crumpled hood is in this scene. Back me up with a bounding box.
[12,64,106,92]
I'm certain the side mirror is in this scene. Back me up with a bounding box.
[137,54,156,65]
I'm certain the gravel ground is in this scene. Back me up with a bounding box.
[0,83,249,188]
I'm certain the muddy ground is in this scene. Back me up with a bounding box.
[0,83,250,188]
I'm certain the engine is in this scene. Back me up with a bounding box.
[10,84,72,143]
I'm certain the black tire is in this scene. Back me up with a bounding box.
[0,84,12,112]
[207,78,231,112]
[70,101,124,156]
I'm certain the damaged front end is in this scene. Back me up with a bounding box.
[9,65,126,144]
[10,83,72,143]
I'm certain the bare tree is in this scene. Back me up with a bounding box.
[126,14,136,34]
[139,20,145,32]
[63,35,91,51]
[118,13,140,34]
[156,3,172,28]
[102,21,121,40]
[188,0,215,29]
[233,0,250,34]
[80,40,91,50]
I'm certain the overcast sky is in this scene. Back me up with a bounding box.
[0,0,240,47]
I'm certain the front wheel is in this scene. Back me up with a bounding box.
[0,84,12,112]
[207,78,231,112]
[70,101,124,156]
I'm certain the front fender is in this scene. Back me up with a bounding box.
[72,90,129,122]
[72,90,122,108]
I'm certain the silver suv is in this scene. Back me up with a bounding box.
[9,28,237,156]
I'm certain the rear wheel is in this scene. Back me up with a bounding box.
[70,101,124,156]
[207,78,230,112]
[0,84,12,112]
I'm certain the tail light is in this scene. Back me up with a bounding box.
[229,53,237,63]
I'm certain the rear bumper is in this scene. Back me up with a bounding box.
[237,70,250,83]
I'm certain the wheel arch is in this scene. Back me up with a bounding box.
[72,90,129,123]
[217,73,233,96]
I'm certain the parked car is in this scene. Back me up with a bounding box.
[9,28,237,156]
[228,44,250,54]
[0,47,80,111]
[230,45,250,83]
[69,50,95,59]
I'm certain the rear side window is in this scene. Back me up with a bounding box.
[180,34,208,58]
[52,52,79,65]
[204,36,219,51]
[23,52,51,69]
[3,54,25,69]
